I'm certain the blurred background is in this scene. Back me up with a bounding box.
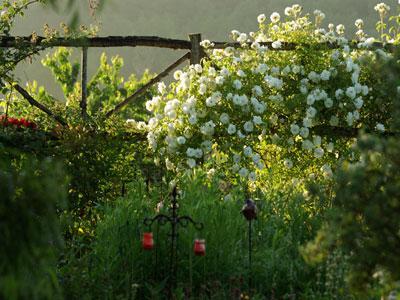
[12,0,398,98]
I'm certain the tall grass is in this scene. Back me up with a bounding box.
[61,171,349,299]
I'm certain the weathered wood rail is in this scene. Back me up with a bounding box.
[0,35,192,49]
[0,35,396,51]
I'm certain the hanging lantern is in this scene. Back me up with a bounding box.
[142,232,154,250]
[241,199,257,221]
[193,239,206,256]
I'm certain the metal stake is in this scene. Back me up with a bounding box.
[241,198,257,290]
[248,219,252,289]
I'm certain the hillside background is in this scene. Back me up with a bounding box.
[11,0,398,99]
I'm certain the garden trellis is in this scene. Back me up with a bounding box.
[2,2,400,297]
[0,33,397,137]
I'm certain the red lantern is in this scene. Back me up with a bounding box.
[193,239,206,256]
[142,232,154,250]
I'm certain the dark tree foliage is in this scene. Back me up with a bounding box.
[0,152,67,300]
[302,51,400,293]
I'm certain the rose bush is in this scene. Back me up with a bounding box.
[146,4,394,186]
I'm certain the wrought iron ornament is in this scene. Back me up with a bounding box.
[143,185,204,292]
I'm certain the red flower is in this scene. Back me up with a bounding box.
[0,115,37,129]
[8,117,20,126]
[20,118,29,128]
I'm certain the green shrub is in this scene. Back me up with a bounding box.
[2,46,155,231]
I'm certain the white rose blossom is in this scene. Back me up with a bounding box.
[284,159,293,169]
[220,113,230,124]
[239,167,249,177]
[248,172,257,181]
[177,136,186,145]
[270,12,280,23]
[285,7,294,17]
[272,41,282,49]
[244,146,253,157]
[257,14,266,24]
[187,158,196,168]
[300,127,310,138]
[244,121,254,132]
[253,116,263,125]
[314,148,325,159]
[375,123,385,132]
[227,124,236,135]
[233,79,242,90]
[290,124,300,135]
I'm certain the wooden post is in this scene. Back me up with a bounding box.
[189,33,202,65]
[81,47,88,119]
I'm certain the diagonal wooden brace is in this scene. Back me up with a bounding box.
[105,52,190,118]
[11,82,67,126]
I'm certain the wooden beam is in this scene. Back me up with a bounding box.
[11,83,67,126]
[211,41,397,52]
[0,35,397,52]
[105,52,191,118]
[0,35,191,50]
[312,125,359,138]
